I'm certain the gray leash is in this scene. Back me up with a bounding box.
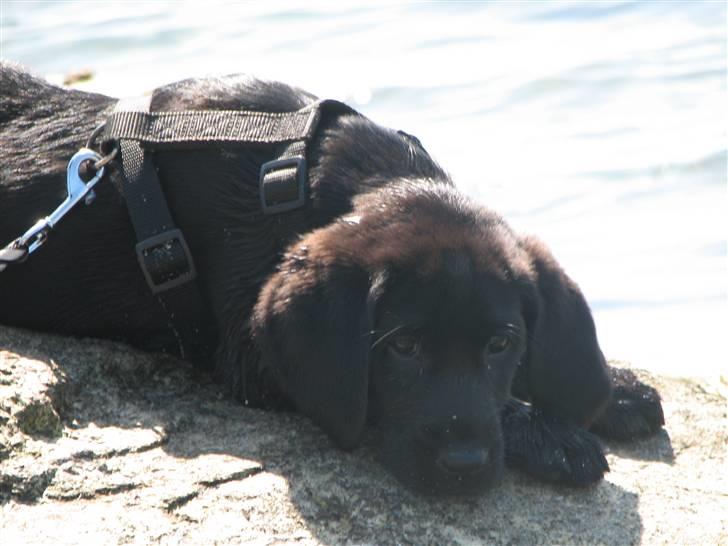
[0,247,26,272]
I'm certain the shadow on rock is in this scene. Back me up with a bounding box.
[604,428,675,464]
[1,325,644,545]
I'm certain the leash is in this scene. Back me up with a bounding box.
[1,94,356,362]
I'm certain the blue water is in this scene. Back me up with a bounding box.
[2,1,726,378]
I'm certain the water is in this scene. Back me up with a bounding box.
[2,1,726,378]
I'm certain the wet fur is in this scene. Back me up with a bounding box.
[0,64,664,495]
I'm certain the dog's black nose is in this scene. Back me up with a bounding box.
[436,447,490,475]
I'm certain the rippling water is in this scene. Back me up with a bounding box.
[2,1,726,378]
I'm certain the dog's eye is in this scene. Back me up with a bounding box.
[389,335,420,357]
[485,335,511,355]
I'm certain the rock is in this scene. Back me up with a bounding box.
[0,349,66,438]
[0,324,726,545]
[62,69,94,86]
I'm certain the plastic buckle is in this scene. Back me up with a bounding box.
[259,156,306,215]
[135,229,196,294]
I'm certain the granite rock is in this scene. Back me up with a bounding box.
[0,325,725,545]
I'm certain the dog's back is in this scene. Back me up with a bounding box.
[0,65,447,372]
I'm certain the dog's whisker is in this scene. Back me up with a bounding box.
[371,325,411,350]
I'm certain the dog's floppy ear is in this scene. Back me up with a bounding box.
[251,244,374,449]
[516,236,611,427]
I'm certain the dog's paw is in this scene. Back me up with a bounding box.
[589,367,665,441]
[502,400,609,486]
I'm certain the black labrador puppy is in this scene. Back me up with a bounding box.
[0,64,664,496]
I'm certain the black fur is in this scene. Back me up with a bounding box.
[0,64,664,495]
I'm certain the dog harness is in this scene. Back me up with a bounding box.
[1,95,357,362]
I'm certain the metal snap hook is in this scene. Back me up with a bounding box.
[2,127,116,270]
[46,148,105,227]
[86,121,119,171]
[12,148,105,256]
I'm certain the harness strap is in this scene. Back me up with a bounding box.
[105,96,358,364]
[114,95,215,363]
[103,99,347,215]
[105,98,360,219]
[104,104,321,145]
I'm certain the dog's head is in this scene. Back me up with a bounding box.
[252,180,603,495]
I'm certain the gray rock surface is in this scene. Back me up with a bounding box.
[0,325,726,545]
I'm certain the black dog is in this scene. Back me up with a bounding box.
[0,64,664,495]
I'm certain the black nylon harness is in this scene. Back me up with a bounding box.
[100,96,357,362]
[1,94,359,362]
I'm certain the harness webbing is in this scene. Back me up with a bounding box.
[104,96,358,364]
[113,95,215,363]
[103,102,322,145]
[2,90,362,367]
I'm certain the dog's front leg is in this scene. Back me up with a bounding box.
[588,366,665,441]
[501,398,609,485]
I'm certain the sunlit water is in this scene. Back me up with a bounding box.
[2,1,726,379]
